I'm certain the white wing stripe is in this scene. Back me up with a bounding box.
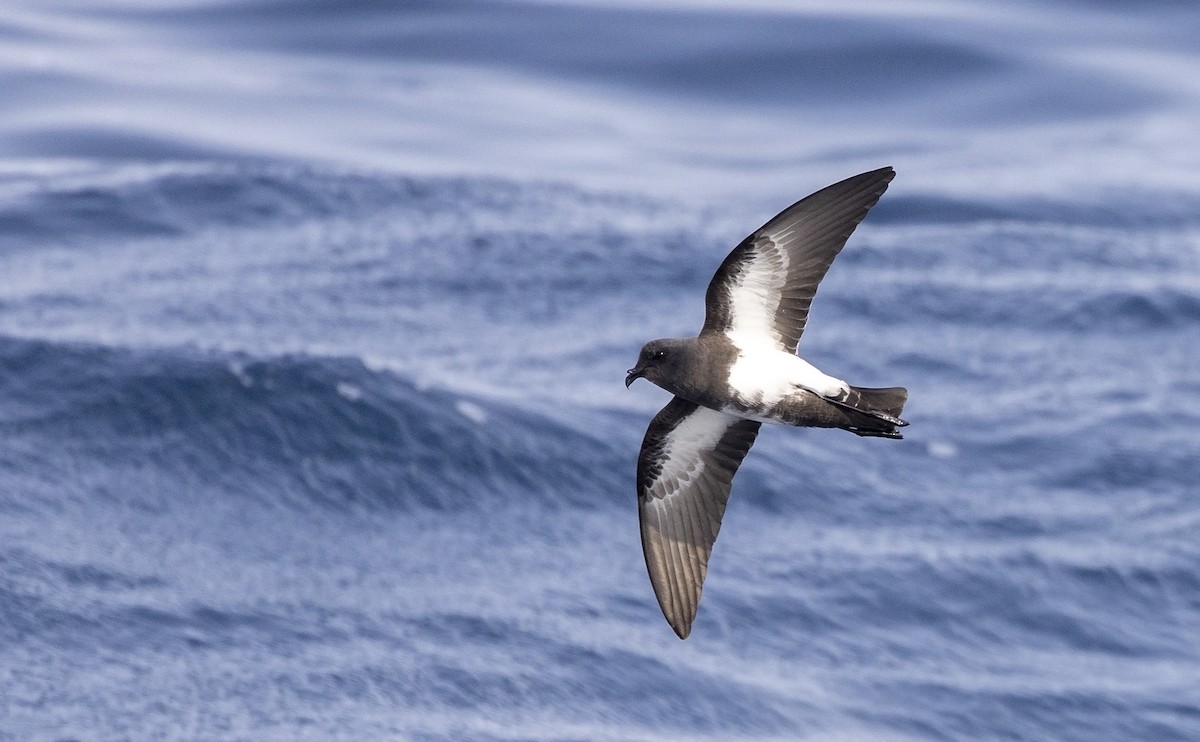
[644,406,730,496]
[725,244,790,349]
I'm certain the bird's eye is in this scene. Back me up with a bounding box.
[652,350,666,359]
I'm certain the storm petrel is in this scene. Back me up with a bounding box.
[625,167,907,639]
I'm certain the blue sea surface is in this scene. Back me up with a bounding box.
[3,1,1200,739]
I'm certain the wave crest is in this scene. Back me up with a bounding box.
[0,336,627,512]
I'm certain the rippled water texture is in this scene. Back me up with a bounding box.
[2,1,1200,740]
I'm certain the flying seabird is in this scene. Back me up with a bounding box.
[625,167,907,639]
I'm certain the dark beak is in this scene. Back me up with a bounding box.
[625,366,644,388]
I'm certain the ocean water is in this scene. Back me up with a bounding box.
[2,1,1200,739]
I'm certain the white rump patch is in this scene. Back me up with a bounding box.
[726,345,848,405]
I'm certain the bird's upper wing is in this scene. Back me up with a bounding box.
[637,396,760,639]
[701,167,895,353]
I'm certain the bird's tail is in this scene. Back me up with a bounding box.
[829,386,909,439]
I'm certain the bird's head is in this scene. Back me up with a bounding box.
[625,338,689,391]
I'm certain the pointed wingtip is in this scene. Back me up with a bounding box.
[658,590,695,639]
[858,165,896,188]
[869,165,896,185]
[671,620,692,640]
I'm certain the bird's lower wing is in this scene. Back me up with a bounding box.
[637,397,760,638]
